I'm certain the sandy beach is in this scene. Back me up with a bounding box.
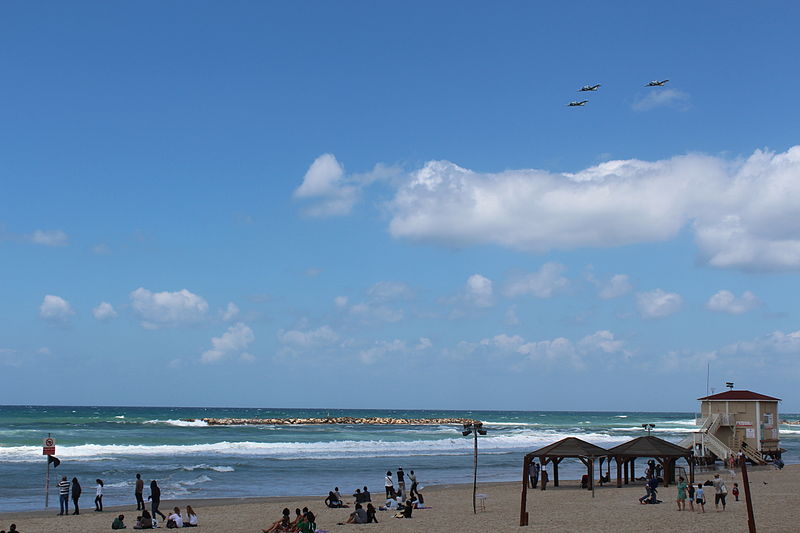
[2,465,798,533]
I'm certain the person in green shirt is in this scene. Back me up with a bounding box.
[676,477,688,511]
[112,514,127,529]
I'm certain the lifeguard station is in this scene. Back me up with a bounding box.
[681,387,782,464]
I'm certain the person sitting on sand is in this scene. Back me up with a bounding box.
[345,503,368,524]
[184,505,198,527]
[352,488,364,504]
[264,507,293,533]
[166,507,183,528]
[112,514,127,529]
[326,490,345,508]
[366,503,378,523]
[289,508,302,530]
[134,509,153,529]
[394,500,413,519]
[295,510,316,533]
[362,486,371,502]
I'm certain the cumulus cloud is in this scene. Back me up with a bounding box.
[130,287,209,329]
[636,289,683,319]
[278,325,339,349]
[336,281,411,324]
[92,302,118,321]
[593,273,633,299]
[30,229,69,246]
[451,330,628,370]
[39,295,74,323]
[221,302,240,321]
[375,146,800,271]
[293,154,358,216]
[706,290,760,315]
[358,339,406,364]
[632,88,691,111]
[465,274,493,307]
[201,322,255,363]
[504,263,568,298]
[366,281,413,302]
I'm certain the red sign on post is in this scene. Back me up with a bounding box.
[43,437,56,455]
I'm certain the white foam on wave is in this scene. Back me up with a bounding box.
[182,464,235,472]
[114,415,125,419]
[144,419,209,427]
[615,415,628,418]
[0,430,641,462]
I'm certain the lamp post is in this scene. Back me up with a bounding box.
[642,423,655,436]
[462,421,487,514]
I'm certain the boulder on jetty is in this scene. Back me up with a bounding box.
[183,416,480,426]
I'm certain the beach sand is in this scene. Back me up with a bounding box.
[2,465,798,532]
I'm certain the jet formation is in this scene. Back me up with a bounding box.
[567,79,669,107]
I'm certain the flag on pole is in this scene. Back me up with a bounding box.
[47,455,60,468]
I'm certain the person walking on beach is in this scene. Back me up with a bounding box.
[540,462,549,491]
[57,475,70,515]
[71,477,82,515]
[135,473,145,510]
[408,470,419,499]
[396,467,406,496]
[148,480,167,521]
[95,479,104,512]
[687,483,695,512]
[384,471,395,499]
[695,483,706,513]
[529,461,540,489]
[676,476,688,511]
[712,473,727,511]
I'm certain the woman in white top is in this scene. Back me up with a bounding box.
[384,471,395,499]
[94,479,104,512]
[185,505,199,527]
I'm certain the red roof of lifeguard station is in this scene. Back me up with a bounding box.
[697,390,781,401]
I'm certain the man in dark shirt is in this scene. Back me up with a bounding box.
[396,468,406,497]
[135,474,144,510]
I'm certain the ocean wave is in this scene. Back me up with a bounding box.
[144,419,209,427]
[615,415,628,418]
[0,431,641,462]
[182,464,235,472]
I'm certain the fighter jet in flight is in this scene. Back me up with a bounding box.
[567,100,589,107]
[645,79,669,87]
[579,84,601,92]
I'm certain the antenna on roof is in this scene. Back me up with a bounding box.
[726,382,734,390]
[706,362,710,397]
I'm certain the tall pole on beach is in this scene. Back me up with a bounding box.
[462,421,487,514]
[740,454,757,533]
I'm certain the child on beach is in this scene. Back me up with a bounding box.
[687,483,695,512]
[732,483,740,501]
[112,514,126,529]
[676,476,687,510]
[695,484,705,513]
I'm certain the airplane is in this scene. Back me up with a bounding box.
[579,84,601,92]
[645,79,669,87]
[567,100,588,107]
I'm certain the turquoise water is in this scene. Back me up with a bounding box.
[1,405,797,511]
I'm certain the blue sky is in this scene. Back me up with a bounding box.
[2,1,799,411]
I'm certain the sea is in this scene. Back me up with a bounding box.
[1,406,798,512]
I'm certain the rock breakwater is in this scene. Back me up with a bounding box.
[184,416,480,426]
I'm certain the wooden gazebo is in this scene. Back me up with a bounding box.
[519,437,608,526]
[606,436,694,488]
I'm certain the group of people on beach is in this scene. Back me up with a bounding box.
[676,473,737,513]
[55,476,105,515]
[48,471,200,529]
[527,460,550,490]
[262,507,316,533]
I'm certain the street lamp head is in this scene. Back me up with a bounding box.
[477,429,487,436]
[462,430,472,436]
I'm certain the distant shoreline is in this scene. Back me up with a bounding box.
[187,416,481,426]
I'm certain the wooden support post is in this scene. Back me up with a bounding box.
[740,456,757,533]
[520,457,529,526]
[616,457,623,487]
[589,458,594,493]
[554,457,562,487]
[631,458,635,480]
[689,458,695,484]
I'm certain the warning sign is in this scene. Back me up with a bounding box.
[43,437,56,455]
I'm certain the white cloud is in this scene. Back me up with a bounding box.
[349,302,404,323]
[39,295,74,323]
[465,274,493,307]
[706,290,759,315]
[201,322,255,363]
[504,263,568,298]
[451,330,628,370]
[334,296,349,308]
[632,88,691,112]
[221,302,240,321]
[130,287,209,329]
[366,281,413,302]
[30,229,69,246]
[636,289,683,319]
[358,339,406,364]
[37,347,51,355]
[380,146,800,271]
[505,306,520,326]
[416,337,432,350]
[92,243,112,255]
[278,325,339,349]
[596,274,632,299]
[293,154,358,216]
[92,302,118,321]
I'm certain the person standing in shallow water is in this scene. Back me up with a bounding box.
[71,477,82,515]
[135,473,145,510]
[148,480,167,520]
